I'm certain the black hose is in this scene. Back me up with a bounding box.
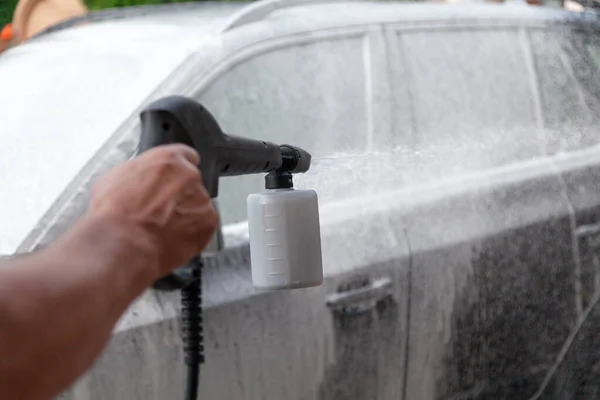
[185,362,200,400]
[181,255,204,400]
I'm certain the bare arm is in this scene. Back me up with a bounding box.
[0,214,157,400]
[0,144,217,400]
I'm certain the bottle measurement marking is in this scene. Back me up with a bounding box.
[263,209,283,270]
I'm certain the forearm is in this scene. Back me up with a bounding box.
[0,213,158,400]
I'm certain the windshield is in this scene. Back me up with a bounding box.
[0,20,213,254]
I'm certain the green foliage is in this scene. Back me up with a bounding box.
[84,0,200,10]
[0,0,221,27]
[0,0,19,27]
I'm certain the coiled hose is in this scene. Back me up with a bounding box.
[181,255,204,400]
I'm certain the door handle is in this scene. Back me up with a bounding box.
[326,277,393,310]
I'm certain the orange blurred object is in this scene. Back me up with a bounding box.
[0,24,13,42]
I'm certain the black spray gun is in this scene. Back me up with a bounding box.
[137,96,323,400]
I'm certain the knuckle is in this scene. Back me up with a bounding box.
[182,175,201,191]
[157,156,197,181]
[164,148,183,165]
[186,166,201,179]
[153,146,183,167]
[150,145,175,160]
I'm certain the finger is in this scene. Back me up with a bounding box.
[175,153,202,179]
[178,180,208,201]
[137,144,200,175]
[175,180,212,212]
[147,145,202,189]
[163,144,200,166]
[173,206,218,247]
[184,206,219,239]
[194,171,210,198]
[167,147,203,182]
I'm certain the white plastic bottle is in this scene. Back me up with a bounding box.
[247,188,323,290]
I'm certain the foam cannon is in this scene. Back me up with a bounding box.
[137,96,323,400]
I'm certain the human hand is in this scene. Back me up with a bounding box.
[87,144,218,278]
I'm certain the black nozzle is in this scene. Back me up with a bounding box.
[265,144,312,190]
[279,145,312,174]
[265,171,293,189]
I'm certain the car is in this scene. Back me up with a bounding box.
[2,0,600,399]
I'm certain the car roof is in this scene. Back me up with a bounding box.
[2,0,600,255]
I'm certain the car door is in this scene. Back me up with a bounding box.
[185,24,410,400]
[526,27,600,399]
[383,21,600,400]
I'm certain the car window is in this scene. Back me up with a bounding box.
[529,27,600,154]
[390,28,544,184]
[382,26,600,190]
[198,36,372,226]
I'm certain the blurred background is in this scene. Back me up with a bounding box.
[0,0,581,28]
[0,0,227,27]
